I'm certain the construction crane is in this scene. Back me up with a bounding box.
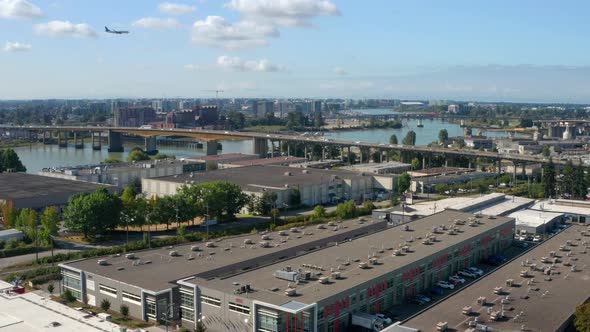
[202,89,224,110]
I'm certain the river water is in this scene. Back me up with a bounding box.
[14,109,507,173]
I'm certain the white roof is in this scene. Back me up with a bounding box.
[531,199,590,216]
[473,196,534,216]
[509,209,564,227]
[0,229,22,236]
[448,193,505,211]
[385,197,473,217]
[0,281,121,332]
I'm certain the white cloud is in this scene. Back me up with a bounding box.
[192,16,278,50]
[216,55,283,72]
[132,17,180,29]
[3,41,31,52]
[0,0,42,19]
[184,63,202,71]
[158,2,196,15]
[34,20,97,38]
[333,67,347,75]
[224,0,340,26]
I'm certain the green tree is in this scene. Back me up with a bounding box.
[389,134,398,145]
[1,200,18,228]
[561,160,575,196]
[573,164,587,199]
[100,298,111,311]
[542,158,556,198]
[335,201,357,219]
[313,205,326,219]
[127,147,150,162]
[120,304,129,319]
[402,131,416,146]
[61,289,76,302]
[227,110,246,129]
[542,145,551,158]
[47,283,55,295]
[121,186,147,230]
[40,206,59,245]
[15,208,38,242]
[178,181,248,222]
[177,224,187,238]
[411,158,421,170]
[438,129,448,143]
[63,188,123,239]
[256,192,278,216]
[0,148,26,172]
[196,321,207,332]
[153,153,175,160]
[397,172,411,194]
[103,157,123,164]
[574,302,590,332]
[289,189,301,207]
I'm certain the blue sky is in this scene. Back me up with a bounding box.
[1,0,590,102]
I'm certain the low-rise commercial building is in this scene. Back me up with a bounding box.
[142,165,376,208]
[398,224,590,332]
[220,156,307,168]
[531,199,590,224]
[0,229,23,242]
[411,171,496,194]
[340,162,411,175]
[0,173,115,211]
[509,209,564,235]
[60,210,514,332]
[39,159,204,189]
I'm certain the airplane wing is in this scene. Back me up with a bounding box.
[105,26,110,32]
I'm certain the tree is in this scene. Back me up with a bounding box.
[40,206,59,245]
[561,160,575,196]
[335,201,357,219]
[519,118,533,128]
[411,158,421,170]
[542,158,556,198]
[289,189,301,207]
[178,181,248,222]
[0,200,18,228]
[256,192,278,216]
[120,304,129,319]
[63,188,123,239]
[103,157,123,164]
[153,153,175,160]
[61,289,76,302]
[121,186,147,230]
[47,283,55,295]
[438,129,448,144]
[100,298,111,311]
[575,302,590,332]
[127,147,150,162]
[227,110,246,129]
[15,208,38,242]
[402,131,416,146]
[196,321,207,332]
[573,164,587,199]
[397,172,411,194]
[389,134,398,145]
[313,205,326,219]
[177,224,187,238]
[542,145,551,158]
[0,148,26,172]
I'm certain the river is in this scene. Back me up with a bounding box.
[13,109,507,173]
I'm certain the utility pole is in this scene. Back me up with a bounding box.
[202,89,224,112]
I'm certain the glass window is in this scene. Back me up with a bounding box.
[229,302,250,315]
[99,285,117,298]
[122,291,141,304]
[180,306,194,322]
[200,294,221,307]
[146,300,156,318]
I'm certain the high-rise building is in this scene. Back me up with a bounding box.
[311,100,322,116]
[257,101,274,118]
[113,106,156,127]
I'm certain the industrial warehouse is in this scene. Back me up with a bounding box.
[59,210,514,332]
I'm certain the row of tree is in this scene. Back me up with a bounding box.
[1,204,59,246]
[542,159,589,199]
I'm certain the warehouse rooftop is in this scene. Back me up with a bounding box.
[0,173,110,201]
[190,210,514,305]
[402,224,590,332]
[146,165,368,192]
[62,217,386,291]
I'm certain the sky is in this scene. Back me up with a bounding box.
[1,0,590,102]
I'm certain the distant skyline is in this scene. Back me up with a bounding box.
[1,0,590,102]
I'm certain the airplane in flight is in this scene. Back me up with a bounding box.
[105,26,129,34]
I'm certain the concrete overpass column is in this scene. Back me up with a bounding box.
[206,140,218,156]
[304,145,308,160]
[347,146,352,164]
[380,150,384,163]
[42,131,47,144]
[57,132,64,147]
[340,146,344,161]
[521,162,527,178]
[253,137,268,157]
[422,156,426,169]
[74,132,84,149]
[496,159,502,175]
[321,145,326,161]
[145,136,158,155]
[287,143,291,157]
[92,132,102,150]
[107,130,124,152]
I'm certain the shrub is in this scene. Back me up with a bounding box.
[100,298,111,311]
[61,289,76,302]
[120,304,129,319]
[47,283,55,294]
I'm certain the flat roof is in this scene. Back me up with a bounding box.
[403,224,590,332]
[448,193,505,211]
[64,217,386,291]
[375,197,473,217]
[531,200,590,216]
[192,211,514,305]
[509,209,564,227]
[0,173,110,201]
[145,165,367,193]
[341,161,411,170]
[0,282,120,332]
[39,158,194,175]
[476,196,534,216]
[409,167,472,176]
[226,156,307,166]
[191,153,258,161]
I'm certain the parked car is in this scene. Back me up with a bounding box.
[533,235,542,242]
[449,275,466,284]
[429,287,444,296]
[458,270,478,278]
[466,267,484,276]
[411,297,427,305]
[415,294,432,302]
[376,314,392,325]
[436,280,455,289]
[514,241,529,248]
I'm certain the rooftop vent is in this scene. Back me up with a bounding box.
[244,239,254,245]
[302,170,309,174]
[125,253,136,259]
[191,245,200,252]
[318,276,329,284]
[285,288,297,296]
[284,171,292,176]
[206,242,215,248]
[97,259,108,266]
[358,261,369,269]
[260,241,271,248]
[169,250,179,257]
[261,234,271,240]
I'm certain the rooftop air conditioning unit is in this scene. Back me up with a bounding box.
[317,224,326,229]
[331,271,341,279]
[206,242,215,248]
[169,251,179,257]
[125,253,136,259]
[244,239,254,245]
[191,246,200,251]
[284,172,292,176]
[285,288,297,296]
[260,241,271,248]
[358,262,369,269]
[318,276,329,284]
[290,228,300,233]
[97,259,108,266]
[261,234,271,240]
[302,170,309,174]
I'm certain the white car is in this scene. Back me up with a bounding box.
[375,314,392,325]
[466,267,484,276]
[533,235,542,242]
[458,270,478,278]
[449,275,466,284]
[436,281,455,289]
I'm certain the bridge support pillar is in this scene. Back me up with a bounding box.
[380,150,383,163]
[270,140,275,158]
[521,162,527,178]
[107,130,124,152]
[287,144,291,157]
[347,146,352,164]
[340,146,344,161]
[92,132,102,150]
[58,132,68,148]
[253,137,268,157]
[206,140,218,156]
[144,136,158,155]
[42,131,48,144]
[321,145,326,161]
[304,145,308,160]
[422,156,426,170]
[74,132,84,149]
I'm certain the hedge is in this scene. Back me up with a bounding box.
[0,246,51,258]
